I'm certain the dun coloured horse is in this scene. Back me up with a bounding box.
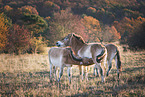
[94,43,122,79]
[48,47,93,83]
[56,33,107,82]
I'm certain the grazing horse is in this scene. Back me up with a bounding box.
[56,33,107,82]
[94,44,122,79]
[48,47,93,83]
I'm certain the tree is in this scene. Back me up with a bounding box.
[127,22,145,50]
[113,16,145,44]
[101,25,121,42]
[18,5,39,15]
[22,14,48,35]
[0,13,10,52]
[30,36,48,54]
[81,16,102,42]
[7,24,31,54]
[48,8,87,45]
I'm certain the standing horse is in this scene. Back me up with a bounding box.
[56,33,107,82]
[94,43,122,79]
[48,47,93,83]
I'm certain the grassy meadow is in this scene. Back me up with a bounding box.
[0,46,145,97]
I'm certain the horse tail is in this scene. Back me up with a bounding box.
[48,48,52,65]
[96,47,106,63]
[116,49,122,72]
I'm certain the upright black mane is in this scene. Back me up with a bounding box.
[72,33,85,44]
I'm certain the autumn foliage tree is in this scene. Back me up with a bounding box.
[30,36,48,54]
[0,13,10,52]
[113,16,145,44]
[81,15,102,42]
[18,5,39,15]
[7,24,31,54]
[101,25,121,42]
[48,8,87,45]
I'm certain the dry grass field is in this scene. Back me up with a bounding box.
[0,46,145,97]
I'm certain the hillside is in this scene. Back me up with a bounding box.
[0,0,145,53]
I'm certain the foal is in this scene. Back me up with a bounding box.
[48,47,93,83]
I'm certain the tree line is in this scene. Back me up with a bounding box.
[0,0,145,54]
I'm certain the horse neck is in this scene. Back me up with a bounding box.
[70,38,86,55]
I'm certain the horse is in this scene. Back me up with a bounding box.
[48,47,93,83]
[94,43,122,79]
[56,33,107,82]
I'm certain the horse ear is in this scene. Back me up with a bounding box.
[72,33,78,38]
[72,33,75,37]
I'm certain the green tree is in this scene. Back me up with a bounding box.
[22,14,48,35]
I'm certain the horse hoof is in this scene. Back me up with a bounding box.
[50,79,53,83]
[58,79,60,83]
[69,81,71,84]
[96,75,99,77]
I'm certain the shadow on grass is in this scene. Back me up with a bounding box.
[68,66,145,97]
[0,65,145,96]
[122,66,145,73]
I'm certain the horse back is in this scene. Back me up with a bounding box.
[78,43,106,60]
[48,47,67,66]
[104,44,118,61]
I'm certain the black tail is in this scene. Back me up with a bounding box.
[116,49,122,71]
[96,48,106,63]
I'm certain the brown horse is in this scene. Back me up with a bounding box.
[94,43,122,79]
[48,47,93,83]
[56,33,107,82]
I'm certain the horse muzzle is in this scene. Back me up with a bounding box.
[56,41,65,47]
[56,42,61,47]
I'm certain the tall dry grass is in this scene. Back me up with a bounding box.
[0,46,145,96]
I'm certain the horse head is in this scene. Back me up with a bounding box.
[56,33,85,47]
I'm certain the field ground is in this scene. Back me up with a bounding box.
[0,46,145,97]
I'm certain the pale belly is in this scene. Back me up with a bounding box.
[50,56,62,67]
[78,46,92,58]
[50,56,71,67]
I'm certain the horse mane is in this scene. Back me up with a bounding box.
[72,33,85,44]
[66,48,82,61]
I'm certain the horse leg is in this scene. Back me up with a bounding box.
[93,65,99,77]
[78,65,82,75]
[54,66,58,80]
[50,64,53,81]
[85,66,88,81]
[96,63,105,82]
[81,66,84,80]
[115,56,120,79]
[58,66,64,82]
[67,67,71,84]
[106,60,112,76]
